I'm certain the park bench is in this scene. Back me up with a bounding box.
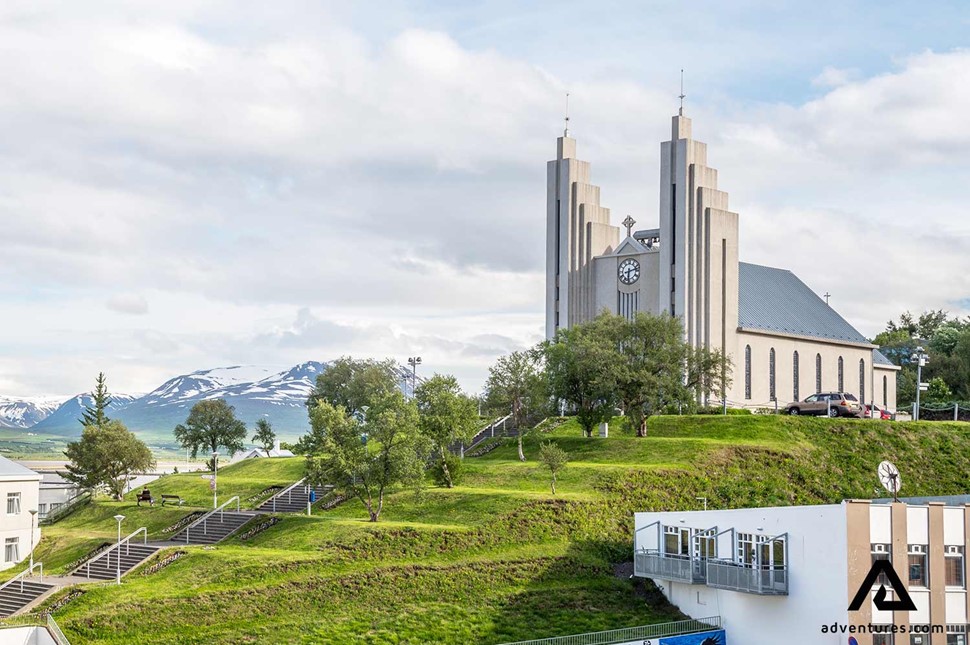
[161,494,185,507]
[136,490,155,507]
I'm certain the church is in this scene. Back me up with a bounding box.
[544,105,899,411]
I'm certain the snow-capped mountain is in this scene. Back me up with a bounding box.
[0,396,62,429]
[30,393,139,433]
[24,362,327,441]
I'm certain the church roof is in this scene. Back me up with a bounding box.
[738,262,871,345]
[873,349,896,366]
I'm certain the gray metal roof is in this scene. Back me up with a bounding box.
[0,455,42,480]
[873,349,896,366]
[738,262,870,345]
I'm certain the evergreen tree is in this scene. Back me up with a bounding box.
[80,372,112,428]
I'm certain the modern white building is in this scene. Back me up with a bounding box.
[38,472,79,520]
[234,440,294,461]
[0,456,42,572]
[545,106,900,410]
[635,497,970,644]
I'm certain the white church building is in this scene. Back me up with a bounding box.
[545,106,899,411]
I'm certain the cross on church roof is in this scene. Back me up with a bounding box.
[622,215,636,237]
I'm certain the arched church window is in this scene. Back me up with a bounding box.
[860,359,866,404]
[883,375,888,407]
[815,354,822,394]
[744,345,752,400]
[793,351,800,401]
[769,348,776,402]
[837,357,844,392]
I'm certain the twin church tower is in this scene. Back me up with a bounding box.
[544,104,899,410]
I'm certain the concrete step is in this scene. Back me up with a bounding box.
[73,544,159,580]
[258,485,332,513]
[172,512,254,544]
[0,580,54,617]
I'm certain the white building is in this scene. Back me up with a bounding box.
[635,498,970,644]
[545,106,900,410]
[38,472,79,520]
[0,456,42,572]
[234,440,294,461]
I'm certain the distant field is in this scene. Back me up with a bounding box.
[16,414,970,644]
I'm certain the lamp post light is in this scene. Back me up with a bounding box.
[28,509,37,569]
[212,451,219,509]
[912,346,929,422]
[407,356,422,399]
[113,514,125,585]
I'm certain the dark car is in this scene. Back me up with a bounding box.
[786,392,862,418]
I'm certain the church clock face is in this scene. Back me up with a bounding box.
[618,258,640,285]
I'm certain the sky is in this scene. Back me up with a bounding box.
[2,1,970,398]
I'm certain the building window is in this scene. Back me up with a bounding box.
[815,353,822,393]
[871,543,892,586]
[769,348,776,401]
[946,546,965,588]
[909,544,928,587]
[664,525,690,557]
[873,633,895,645]
[838,356,844,392]
[793,351,800,401]
[883,375,888,407]
[6,492,20,515]
[911,632,930,645]
[860,359,867,404]
[744,345,752,400]
[737,532,755,566]
[4,538,18,563]
[38,503,48,517]
[947,630,967,645]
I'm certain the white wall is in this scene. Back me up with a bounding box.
[0,478,42,572]
[634,504,849,645]
[0,625,58,645]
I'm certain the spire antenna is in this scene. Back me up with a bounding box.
[563,92,570,137]
[678,69,686,116]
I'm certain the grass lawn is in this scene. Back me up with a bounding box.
[24,414,970,644]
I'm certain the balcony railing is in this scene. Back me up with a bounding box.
[706,559,789,595]
[634,550,706,584]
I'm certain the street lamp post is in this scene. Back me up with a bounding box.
[28,509,37,569]
[113,514,125,585]
[212,451,219,509]
[912,346,929,421]
[407,357,422,399]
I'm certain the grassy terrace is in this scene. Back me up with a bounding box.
[15,415,970,643]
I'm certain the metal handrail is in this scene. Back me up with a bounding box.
[269,479,305,512]
[40,490,92,525]
[497,616,722,645]
[47,613,71,645]
[0,561,43,595]
[82,527,147,577]
[183,496,241,543]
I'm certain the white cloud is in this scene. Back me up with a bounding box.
[106,294,150,315]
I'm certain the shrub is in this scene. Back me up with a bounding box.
[431,453,465,487]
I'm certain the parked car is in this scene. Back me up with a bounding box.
[864,404,893,420]
[785,392,863,418]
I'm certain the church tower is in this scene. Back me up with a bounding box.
[658,107,740,359]
[545,127,620,339]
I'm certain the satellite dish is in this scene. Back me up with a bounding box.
[878,461,901,502]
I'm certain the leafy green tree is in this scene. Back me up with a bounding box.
[64,420,154,500]
[484,349,549,460]
[174,399,247,465]
[305,392,427,522]
[414,375,479,488]
[252,418,276,457]
[308,357,400,418]
[924,377,953,405]
[537,441,568,495]
[543,316,621,438]
[80,372,112,428]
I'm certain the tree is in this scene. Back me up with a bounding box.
[305,392,427,522]
[543,317,621,438]
[414,375,479,488]
[307,357,400,418]
[174,399,247,465]
[252,419,276,457]
[64,420,154,500]
[924,377,953,405]
[485,349,549,461]
[537,441,568,495]
[80,372,112,428]
[613,312,729,437]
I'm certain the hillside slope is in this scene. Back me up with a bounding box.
[26,415,970,644]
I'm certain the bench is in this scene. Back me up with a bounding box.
[136,491,155,507]
[161,495,185,507]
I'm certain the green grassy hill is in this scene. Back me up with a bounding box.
[15,415,970,644]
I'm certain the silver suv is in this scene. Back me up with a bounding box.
[786,392,862,418]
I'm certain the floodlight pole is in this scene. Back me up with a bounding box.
[212,451,219,509]
[912,346,927,422]
[28,509,37,569]
[113,514,125,585]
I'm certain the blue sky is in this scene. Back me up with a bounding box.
[1,1,968,398]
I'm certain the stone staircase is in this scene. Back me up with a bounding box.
[172,511,254,545]
[0,579,54,618]
[73,543,159,581]
[258,483,332,514]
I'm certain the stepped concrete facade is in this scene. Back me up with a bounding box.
[0,456,41,572]
[545,108,900,411]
